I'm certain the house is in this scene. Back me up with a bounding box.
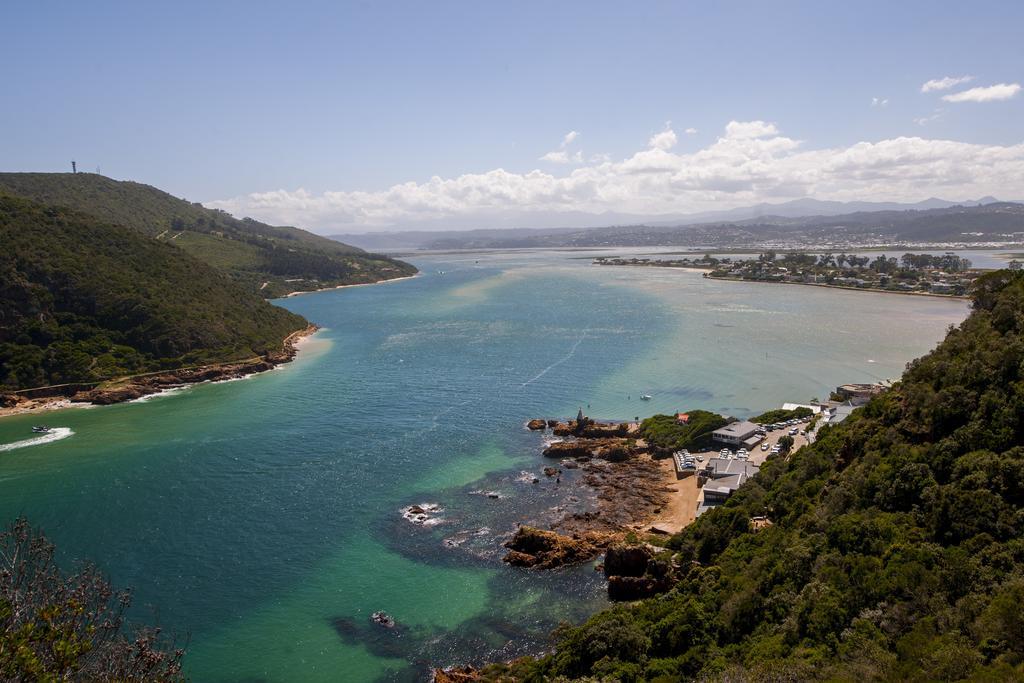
[782,402,823,415]
[711,420,760,448]
[698,459,760,512]
[675,413,690,424]
[827,403,858,425]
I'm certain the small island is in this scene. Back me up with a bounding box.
[596,250,981,297]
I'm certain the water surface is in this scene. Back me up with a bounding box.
[0,249,969,681]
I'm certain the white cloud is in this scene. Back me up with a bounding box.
[942,83,1021,103]
[723,120,778,139]
[921,75,974,93]
[209,119,1024,230]
[539,150,583,164]
[540,130,582,163]
[871,97,889,107]
[914,111,943,126]
[684,127,698,134]
[648,123,677,150]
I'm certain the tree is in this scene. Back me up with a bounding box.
[0,518,184,681]
[778,435,795,452]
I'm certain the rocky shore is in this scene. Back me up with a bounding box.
[0,324,318,414]
[505,414,676,569]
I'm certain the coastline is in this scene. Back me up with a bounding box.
[706,274,971,299]
[283,273,419,298]
[596,262,971,299]
[0,324,320,419]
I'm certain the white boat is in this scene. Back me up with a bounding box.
[640,394,652,401]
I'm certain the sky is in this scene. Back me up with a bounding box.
[2,1,1023,233]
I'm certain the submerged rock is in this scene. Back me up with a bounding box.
[402,503,443,526]
[542,441,593,459]
[371,611,396,628]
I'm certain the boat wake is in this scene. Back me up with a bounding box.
[522,331,587,386]
[0,427,74,452]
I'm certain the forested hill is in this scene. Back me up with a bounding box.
[496,269,1024,680]
[0,173,416,297]
[0,195,308,390]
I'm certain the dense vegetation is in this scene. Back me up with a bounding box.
[490,269,1024,681]
[639,411,728,452]
[749,406,813,424]
[0,518,183,681]
[0,195,307,389]
[0,173,416,297]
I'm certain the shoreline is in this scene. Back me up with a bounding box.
[596,261,970,299]
[0,324,320,419]
[283,273,419,298]
[706,274,971,299]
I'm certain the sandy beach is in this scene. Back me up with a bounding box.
[646,459,700,533]
[284,273,419,298]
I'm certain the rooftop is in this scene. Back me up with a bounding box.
[704,458,760,478]
[713,420,759,436]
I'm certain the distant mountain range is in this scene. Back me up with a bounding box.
[330,198,1024,251]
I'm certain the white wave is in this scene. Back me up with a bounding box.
[522,331,588,386]
[129,386,188,403]
[0,427,74,452]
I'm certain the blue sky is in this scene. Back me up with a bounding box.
[2,1,1023,231]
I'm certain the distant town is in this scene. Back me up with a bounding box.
[594,250,1001,297]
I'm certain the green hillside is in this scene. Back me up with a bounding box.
[493,270,1024,680]
[0,195,308,390]
[0,173,416,297]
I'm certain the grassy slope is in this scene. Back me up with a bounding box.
[492,269,1024,682]
[0,173,416,297]
[0,195,308,389]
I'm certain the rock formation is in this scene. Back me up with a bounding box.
[502,526,609,569]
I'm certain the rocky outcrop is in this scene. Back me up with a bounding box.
[603,543,654,578]
[542,441,593,459]
[542,437,643,461]
[548,418,630,438]
[70,325,318,406]
[603,543,675,601]
[433,667,483,683]
[579,422,631,438]
[502,526,609,569]
[526,419,547,430]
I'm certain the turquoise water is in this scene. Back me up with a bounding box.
[0,250,969,681]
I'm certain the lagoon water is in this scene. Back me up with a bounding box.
[0,249,970,681]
